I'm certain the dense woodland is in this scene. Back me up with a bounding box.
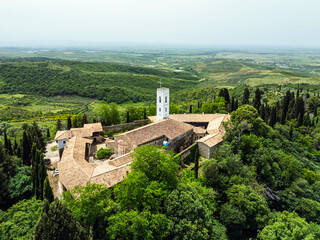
[1,57,320,239]
[0,61,199,103]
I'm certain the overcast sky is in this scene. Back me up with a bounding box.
[0,0,319,48]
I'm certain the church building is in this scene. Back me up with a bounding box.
[57,85,229,193]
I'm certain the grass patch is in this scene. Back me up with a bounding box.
[51,145,58,151]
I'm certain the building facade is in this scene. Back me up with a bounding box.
[157,87,169,121]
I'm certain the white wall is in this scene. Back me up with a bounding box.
[57,139,67,150]
[157,88,169,121]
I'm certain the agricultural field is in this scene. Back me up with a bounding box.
[0,47,320,126]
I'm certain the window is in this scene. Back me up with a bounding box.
[63,141,66,144]
[159,108,161,112]
[165,108,167,112]
[165,96,167,103]
[159,96,161,103]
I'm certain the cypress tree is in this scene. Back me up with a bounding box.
[282,90,291,121]
[189,105,192,113]
[143,107,147,119]
[31,122,46,153]
[269,107,277,127]
[231,97,235,112]
[43,177,54,203]
[295,97,305,119]
[223,88,230,104]
[7,139,13,156]
[72,117,78,128]
[280,109,286,124]
[35,199,88,240]
[4,131,9,151]
[260,104,266,122]
[303,114,311,127]
[13,139,18,155]
[56,119,62,131]
[17,146,21,158]
[297,85,300,97]
[38,152,47,200]
[46,128,50,139]
[242,88,250,105]
[276,101,281,123]
[32,149,40,198]
[289,123,293,138]
[253,88,262,112]
[67,117,72,130]
[235,99,239,110]
[219,89,224,99]
[82,114,88,125]
[126,111,130,123]
[298,113,304,126]
[194,147,199,179]
[22,131,31,166]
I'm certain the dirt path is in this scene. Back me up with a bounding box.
[89,99,97,105]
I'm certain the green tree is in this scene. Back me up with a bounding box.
[130,145,179,189]
[115,145,179,212]
[0,199,43,240]
[67,116,72,130]
[35,199,88,240]
[72,116,78,128]
[308,96,320,116]
[56,119,62,131]
[231,104,269,136]
[164,183,227,240]
[8,166,33,202]
[63,183,114,239]
[43,177,54,203]
[107,210,173,240]
[32,148,47,200]
[0,143,15,209]
[96,148,113,159]
[253,88,262,112]
[242,88,250,105]
[109,102,121,124]
[82,114,88,125]
[22,131,31,166]
[269,106,277,127]
[258,211,316,240]
[220,184,270,239]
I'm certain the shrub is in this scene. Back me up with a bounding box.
[96,148,113,159]
[51,145,58,151]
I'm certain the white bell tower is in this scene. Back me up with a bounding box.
[157,80,169,121]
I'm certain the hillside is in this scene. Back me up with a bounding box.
[194,58,320,86]
[0,61,199,104]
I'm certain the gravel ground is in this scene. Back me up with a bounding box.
[45,141,60,163]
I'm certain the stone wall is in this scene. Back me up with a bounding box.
[168,130,194,153]
[103,119,149,133]
[198,141,222,159]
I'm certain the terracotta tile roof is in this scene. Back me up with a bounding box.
[196,133,224,147]
[193,127,207,134]
[58,137,133,190]
[54,123,103,141]
[58,137,93,189]
[90,165,131,187]
[148,113,226,123]
[206,115,226,134]
[115,119,194,148]
[83,123,103,132]
[54,130,72,141]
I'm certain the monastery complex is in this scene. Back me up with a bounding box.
[55,87,230,194]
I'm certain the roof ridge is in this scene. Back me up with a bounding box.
[72,137,92,178]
